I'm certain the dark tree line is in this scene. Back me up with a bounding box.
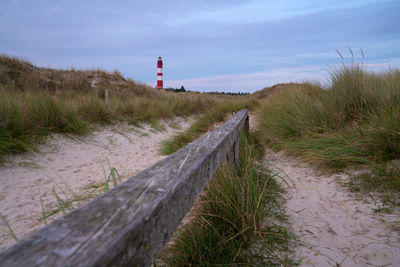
[165,85,249,95]
[165,86,187,93]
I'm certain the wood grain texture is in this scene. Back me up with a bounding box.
[0,109,248,267]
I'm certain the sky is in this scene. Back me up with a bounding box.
[1,0,399,93]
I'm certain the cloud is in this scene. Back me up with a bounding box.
[164,58,400,93]
[1,0,399,91]
[164,65,328,93]
[168,0,394,25]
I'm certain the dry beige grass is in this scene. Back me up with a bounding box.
[0,54,257,161]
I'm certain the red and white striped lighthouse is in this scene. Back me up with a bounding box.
[157,56,163,89]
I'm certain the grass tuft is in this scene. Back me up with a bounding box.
[103,165,120,192]
[256,61,400,210]
[52,186,66,215]
[257,64,400,170]
[159,134,295,266]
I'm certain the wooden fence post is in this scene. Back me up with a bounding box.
[105,89,109,108]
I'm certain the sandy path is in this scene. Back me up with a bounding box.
[0,117,193,250]
[264,150,400,266]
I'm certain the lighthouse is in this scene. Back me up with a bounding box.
[157,56,163,89]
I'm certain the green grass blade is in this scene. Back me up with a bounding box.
[52,186,66,215]
[102,165,110,192]
[0,212,18,241]
[111,167,118,187]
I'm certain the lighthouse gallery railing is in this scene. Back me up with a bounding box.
[0,109,249,267]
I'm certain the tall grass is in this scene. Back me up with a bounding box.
[0,55,253,161]
[257,64,400,169]
[159,134,295,266]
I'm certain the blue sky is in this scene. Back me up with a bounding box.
[1,0,399,92]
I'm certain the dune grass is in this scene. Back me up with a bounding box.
[159,134,295,266]
[0,55,253,162]
[256,63,400,206]
[257,65,400,170]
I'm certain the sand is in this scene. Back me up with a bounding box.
[0,117,193,250]
[265,150,400,266]
[3,112,400,266]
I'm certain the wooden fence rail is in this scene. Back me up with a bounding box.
[0,109,249,267]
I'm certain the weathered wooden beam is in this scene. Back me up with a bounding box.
[0,109,249,267]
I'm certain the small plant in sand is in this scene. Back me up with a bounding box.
[0,212,18,242]
[103,166,120,192]
[38,165,121,224]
